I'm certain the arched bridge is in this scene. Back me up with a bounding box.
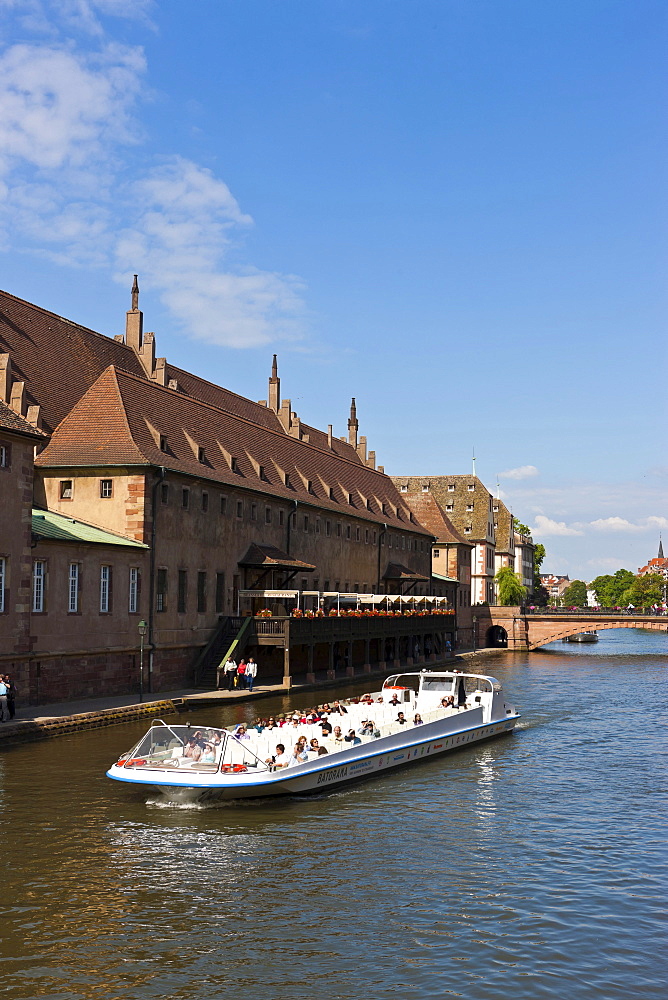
[474,607,667,651]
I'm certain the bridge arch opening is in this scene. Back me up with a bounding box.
[486,625,508,648]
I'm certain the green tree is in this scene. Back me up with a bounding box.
[620,574,665,609]
[495,566,526,605]
[591,569,635,607]
[513,519,531,537]
[561,580,588,606]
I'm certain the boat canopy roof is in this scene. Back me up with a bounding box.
[383,671,502,693]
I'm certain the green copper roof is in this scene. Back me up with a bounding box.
[432,572,459,584]
[32,509,148,548]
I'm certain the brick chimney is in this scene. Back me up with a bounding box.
[125,274,143,353]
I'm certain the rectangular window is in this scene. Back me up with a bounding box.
[99,565,111,613]
[0,443,11,469]
[215,572,225,613]
[159,435,167,452]
[373,530,377,544]
[467,504,474,511]
[68,563,79,613]
[265,506,272,524]
[337,522,342,537]
[201,491,209,512]
[346,525,351,539]
[326,520,331,536]
[182,487,190,509]
[0,556,5,613]
[236,500,243,518]
[161,483,169,504]
[156,568,167,612]
[355,526,360,542]
[198,446,205,464]
[197,571,207,613]
[33,560,45,612]
[303,515,309,532]
[467,484,474,491]
[129,567,139,614]
[250,503,257,521]
[278,509,285,526]
[177,569,187,613]
[219,494,227,515]
[59,479,73,499]
[100,479,113,498]
[365,529,369,543]
[316,518,320,534]
[448,484,455,492]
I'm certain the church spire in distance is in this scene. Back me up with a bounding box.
[659,535,664,560]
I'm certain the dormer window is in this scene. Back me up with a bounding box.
[447,484,455,492]
[231,457,240,474]
[159,435,167,452]
[422,484,429,493]
[285,472,291,488]
[464,526,472,534]
[329,486,336,500]
[466,504,474,512]
[258,465,268,482]
[198,447,205,464]
[493,504,499,513]
[400,485,407,493]
[467,484,474,491]
[348,492,354,506]
[445,503,453,512]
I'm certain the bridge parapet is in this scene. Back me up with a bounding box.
[479,606,667,651]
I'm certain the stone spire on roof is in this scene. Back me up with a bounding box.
[659,535,664,560]
[348,397,358,449]
[268,353,280,412]
[126,274,143,353]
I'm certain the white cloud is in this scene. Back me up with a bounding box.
[533,515,583,537]
[114,157,306,347]
[645,515,668,530]
[0,27,307,347]
[499,464,539,480]
[590,517,643,532]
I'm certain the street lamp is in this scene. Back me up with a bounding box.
[138,620,148,703]
[472,615,477,653]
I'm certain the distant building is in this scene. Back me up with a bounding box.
[392,476,497,605]
[638,539,668,580]
[540,574,571,600]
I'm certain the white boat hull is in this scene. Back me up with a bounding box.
[107,709,519,804]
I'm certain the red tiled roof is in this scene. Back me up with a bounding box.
[36,366,431,533]
[0,288,146,433]
[383,562,430,581]
[0,399,49,440]
[398,491,472,547]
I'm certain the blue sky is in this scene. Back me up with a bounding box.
[0,0,666,580]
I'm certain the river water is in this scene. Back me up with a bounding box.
[1,629,665,999]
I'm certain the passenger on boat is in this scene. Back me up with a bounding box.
[201,743,216,763]
[317,746,329,755]
[441,696,455,709]
[396,712,408,726]
[320,719,333,736]
[184,737,202,761]
[345,729,361,745]
[265,718,279,730]
[253,719,267,733]
[265,743,289,769]
[388,694,401,706]
[308,738,320,754]
[376,696,384,703]
[331,700,348,715]
[358,720,380,738]
[288,743,309,767]
[332,725,344,744]
[234,725,250,739]
[413,713,424,725]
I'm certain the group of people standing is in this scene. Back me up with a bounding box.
[0,674,16,722]
[221,657,258,691]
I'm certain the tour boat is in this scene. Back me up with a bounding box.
[563,631,599,643]
[106,670,520,804]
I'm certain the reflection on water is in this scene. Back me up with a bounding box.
[0,629,666,999]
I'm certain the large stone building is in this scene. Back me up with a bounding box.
[1,283,450,701]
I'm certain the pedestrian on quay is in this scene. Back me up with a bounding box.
[4,674,15,719]
[236,660,247,689]
[0,675,7,722]
[222,656,237,691]
[245,657,257,692]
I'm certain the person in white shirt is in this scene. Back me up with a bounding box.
[265,743,289,769]
[223,657,237,691]
[245,657,258,691]
[288,743,309,767]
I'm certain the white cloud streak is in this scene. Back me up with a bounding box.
[499,464,539,480]
[532,515,584,537]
